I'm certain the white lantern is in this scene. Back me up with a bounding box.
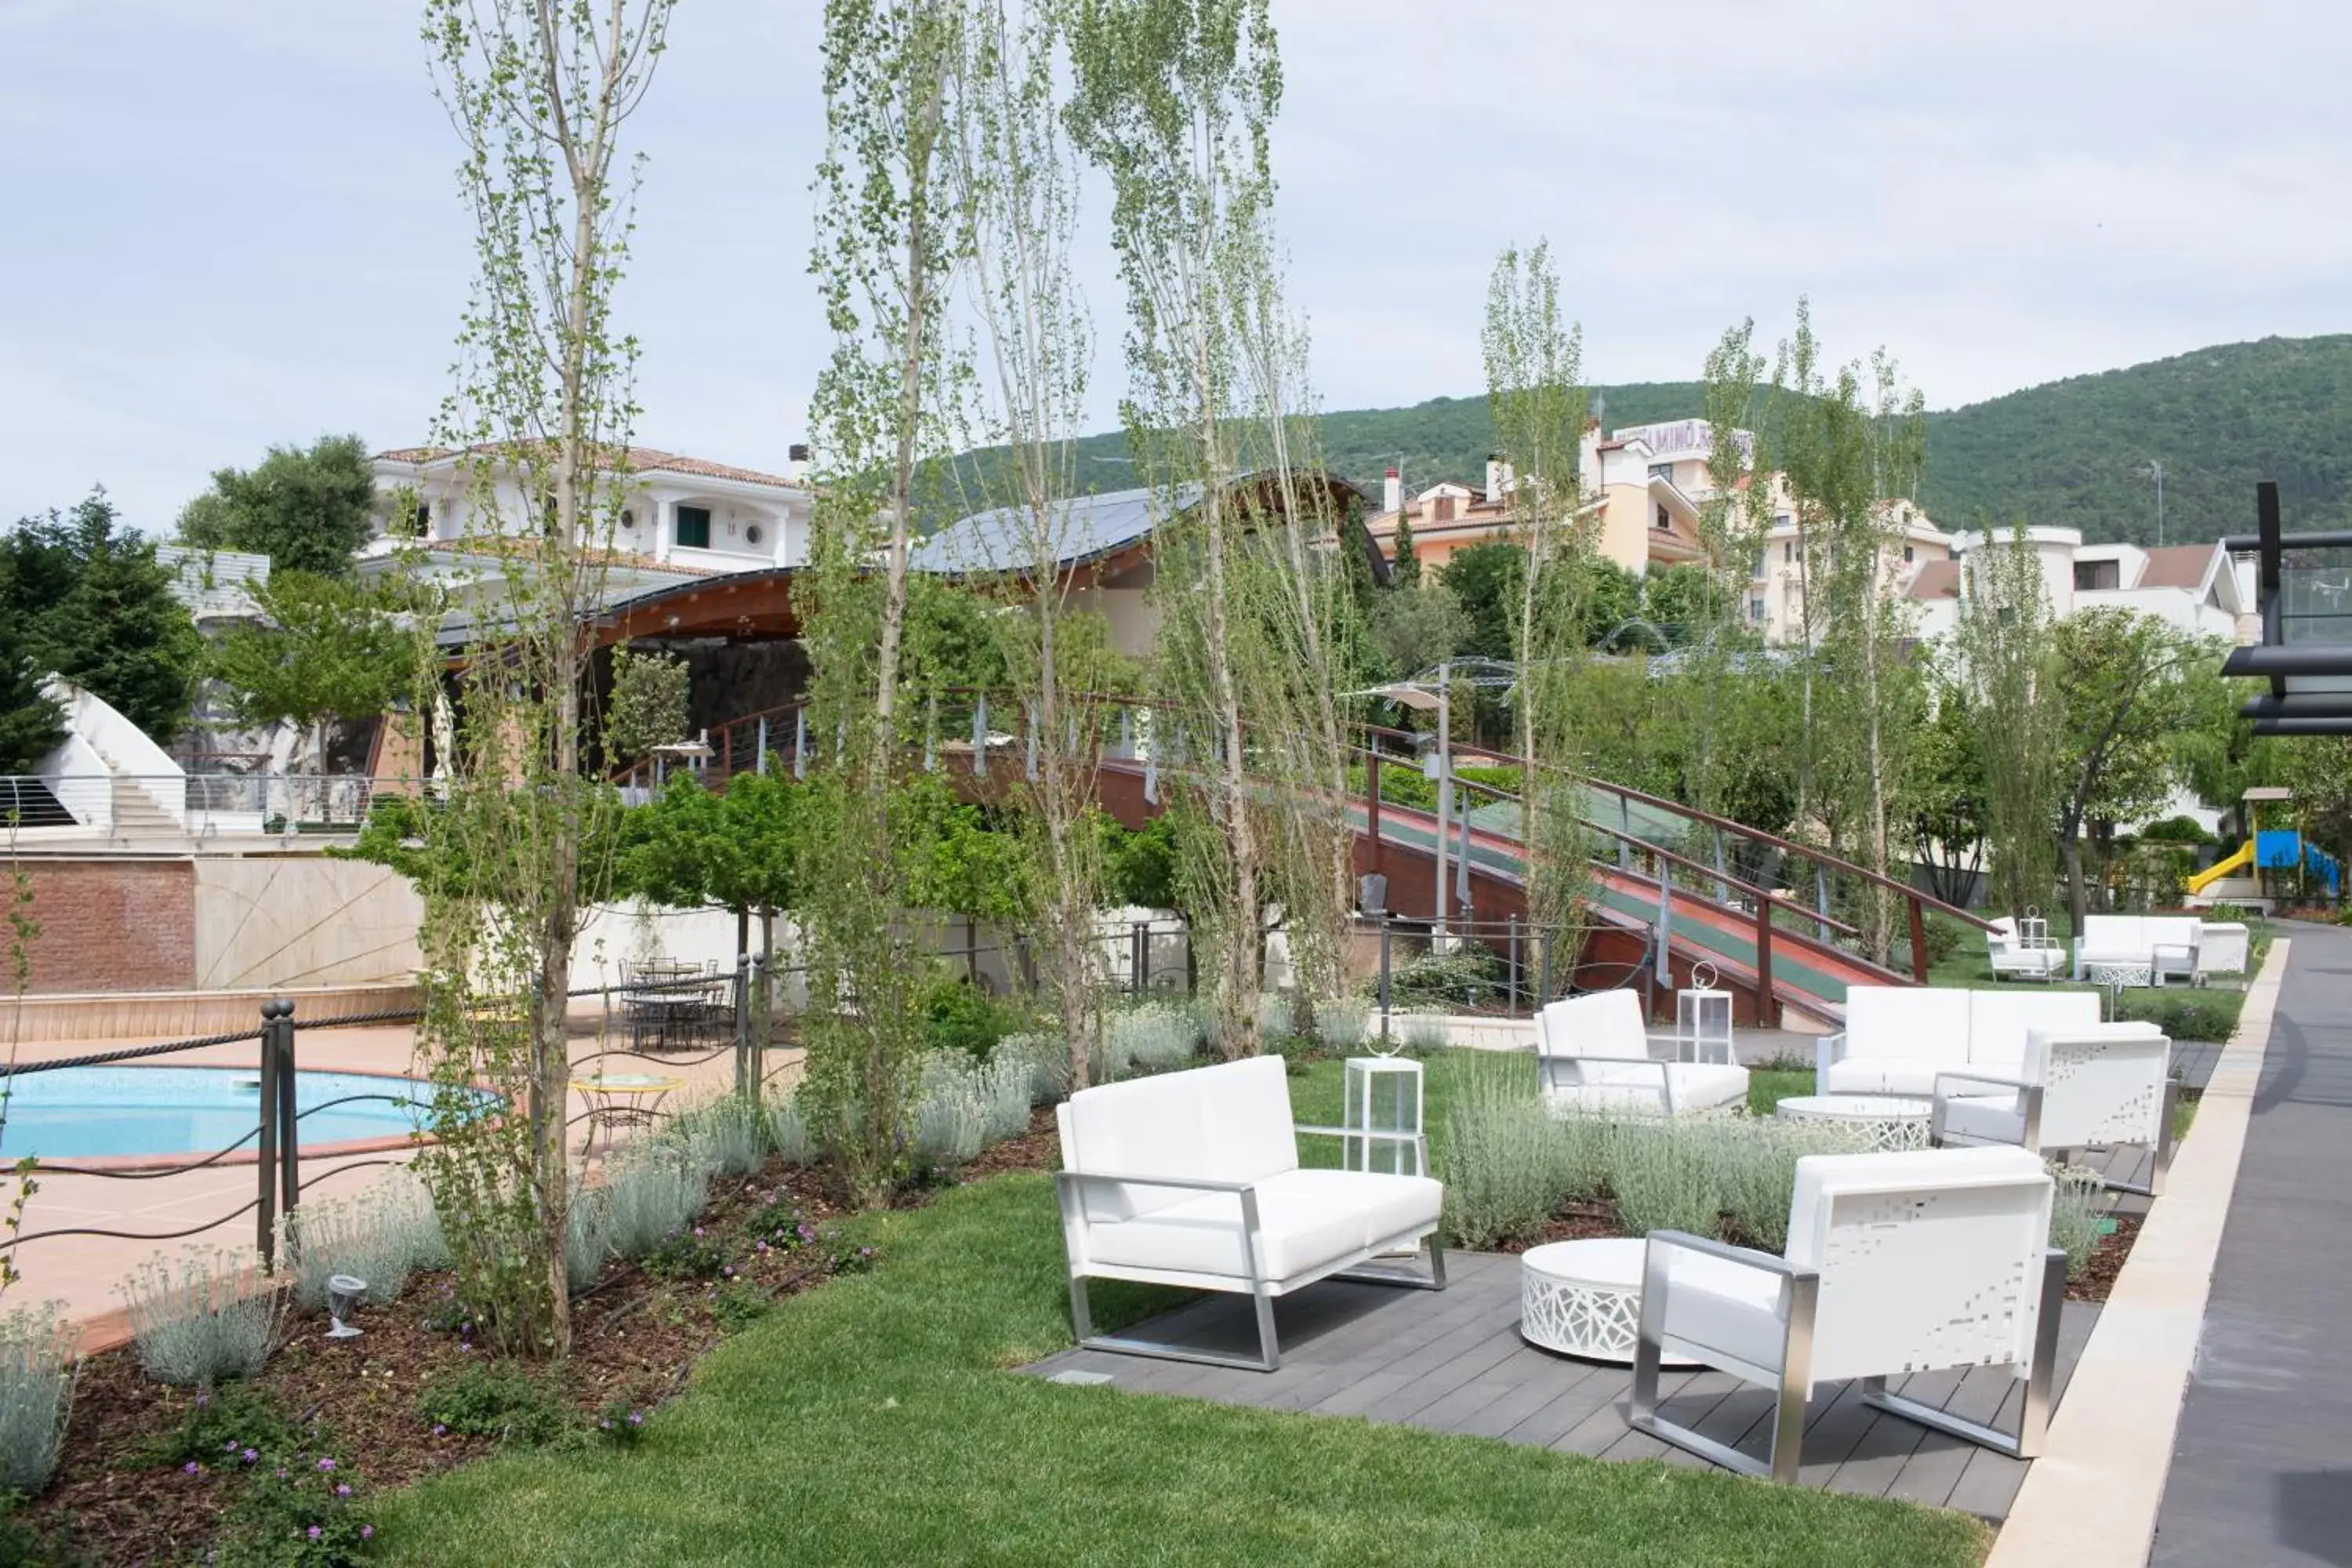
[1675,961,1736,1065]
[1342,1055,1425,1177]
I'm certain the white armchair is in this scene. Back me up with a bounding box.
[1630,1145,2064,1484]
[1535,990,1749,1116]
[1986,916,2066,982]
[1815,986,2100,1097]
[1054,1055,1446,1372]
[1932,1022,2176,1196]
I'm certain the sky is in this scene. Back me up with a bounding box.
[3,0,2349,529]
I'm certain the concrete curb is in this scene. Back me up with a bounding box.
[1985,938,2291,1567]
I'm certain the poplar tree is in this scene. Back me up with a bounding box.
[1066,0,1281,1056]
[798,0,969,1200]
[414,0,677,1356]
[1955,520,2063,918]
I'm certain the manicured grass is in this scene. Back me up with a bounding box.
[1922,908,2264,1044]
[374,1173,1988,1566]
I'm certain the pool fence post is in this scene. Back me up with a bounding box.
[256,1000,282,1269]
[277,1000,299,1240]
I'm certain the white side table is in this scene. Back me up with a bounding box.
[1342,1055,1424,1177]
[1774,1093,1933,1151]
[1520,1238,1694,1366]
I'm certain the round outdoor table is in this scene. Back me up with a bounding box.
[1773,1093,1933,1152]
[1519,1237,1695,1367]
[571,1072,685,1155]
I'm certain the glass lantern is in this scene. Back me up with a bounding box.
[1675,962,1736,1065]
[1342,1055,1425,1177]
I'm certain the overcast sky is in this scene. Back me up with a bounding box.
[5,0,2347,528]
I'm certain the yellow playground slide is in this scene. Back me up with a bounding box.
[2187,839,2255,896]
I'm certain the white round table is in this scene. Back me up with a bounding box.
[1519,1237,1693,1366]
[1773,1093,1933,1151]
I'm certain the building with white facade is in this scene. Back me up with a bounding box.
[1910,528,2256,643]
[362,443,816,597]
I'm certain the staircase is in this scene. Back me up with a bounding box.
[106,771,186,845]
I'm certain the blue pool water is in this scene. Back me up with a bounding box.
[0,1066,450,1162]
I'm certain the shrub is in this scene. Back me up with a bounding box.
[1712,1120,1868,1251]
[666,1094,768,1179]
[136,1381,299,1472]
[416,1362,572,1446]
[2048,1163,2109,1280]
[920,975,1014,1059]
[1104,1003,1199,1077]
[2116,990,2241,1043]
[992,1033,1070,1104]
[1312,998,1368,1054]
[1438,1060,1570,1250]
[0,1303,75,1494]
[121,1250,285,1387]
[566,1187,612,1294]
[764,1094,814,1165]
[2140,815,2213,845]
[912,1056,986,1168]
[1255,991,1298,1044]
[707,1282,771,1334]
[1610,1121,1725,1240]
[212,1446,375,1566]
[600,1146,710,1263]
[0,1493,79,1567]
[1375,946,1505,1009]
[1396,1011,1451,1055]
[642,1225,730,1281]
[280,1180,437,1312]
[2201,900,2257,926]
[970,1054,1033,1143]
[593,1397,650,1446]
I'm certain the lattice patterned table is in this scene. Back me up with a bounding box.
[1519,1238,1694,1367]
[1773,1093,1934,1151]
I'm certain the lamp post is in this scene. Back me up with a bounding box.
[2141,459,2165,546]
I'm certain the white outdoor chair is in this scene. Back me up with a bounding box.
[1630,1145,2064,1485]
[1986,916,2066,982]
[1535,990,1749,1116]
[1932,1022,2177,1196]
[1054,1055,1446,1372]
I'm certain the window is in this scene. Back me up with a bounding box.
[1648,463,1672,482]
[1748,596,1766,623]
[675,505,713,549]
[1782,540,1795,564]
[2074,560,2119,591]
[745,523,764,546]
[1774,512,1792,529]
[1433,495,1455,522]
[1902,544,1915,564]
[1654,504,1671,532]
[619,508,636,530]
[409,503,430,537]
[1752,551,1767,579]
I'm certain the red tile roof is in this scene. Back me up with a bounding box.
[2136,543,2215,590]
[376,442,804,491]
[1907,559,1962,601]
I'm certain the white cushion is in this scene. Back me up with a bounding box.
[1057,1056,1296,1222]
[1939,1092,2028,1145]
[1651,1246,1790,1374]
[1820,1058,1942,1096]
[1082,1168,1441,1282]
[1965,989,2100,1075]
[1540,990,1648,1061]
[1842,988,1969,1066]
[1991,947,2067,977]
[1545,1062,1747,1116]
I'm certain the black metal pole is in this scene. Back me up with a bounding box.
[734,954,753,1096]
[1538,927,1554,1009]
[1377,916,1392,1044]
[1508,915,1521,1018]
[276,1000,299,1247]
[256,1000,281,1269]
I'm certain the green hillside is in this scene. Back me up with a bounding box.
[994,335,2352,546]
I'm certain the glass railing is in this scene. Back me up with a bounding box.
[2280,550,2352,645]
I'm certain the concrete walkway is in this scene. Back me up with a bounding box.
[2152,924,2352,1566]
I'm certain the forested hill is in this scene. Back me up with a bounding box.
[975,335,2352,546]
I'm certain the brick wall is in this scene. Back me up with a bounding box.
[17,859,196,993]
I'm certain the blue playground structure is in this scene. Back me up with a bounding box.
[2255,829,2343,898]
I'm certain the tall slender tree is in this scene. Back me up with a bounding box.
[797,0,970,1200]
[1954,520,2064,918]
[412,0,676,1356]
[1066,0,1281,1056]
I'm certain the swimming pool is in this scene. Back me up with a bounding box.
[0,1066,453,1163]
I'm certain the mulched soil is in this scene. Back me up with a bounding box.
[29,1129,1065,1567]
[2072,1211,2142,1305]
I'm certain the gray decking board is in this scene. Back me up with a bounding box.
[1027,1251,2100,1523]
[2154,922,2352,1567]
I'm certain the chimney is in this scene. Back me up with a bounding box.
[1383,466,1401,514]
[786,441,811,485]
[1486,453,1512,503]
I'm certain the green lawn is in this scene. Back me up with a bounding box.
[1922,908,2262,1044]
[375,1173,1987,1566]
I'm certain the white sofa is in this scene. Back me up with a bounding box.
[2072,914,2205,985]
[1986,916,2067,982]
[1054,1055,1446,1371]
[1631,1145,2064,1484]
[1536,990,1750,1116]
[2197,921,2251,978]
[1814,986,2101,1097]
[1932,1022,2177,1196]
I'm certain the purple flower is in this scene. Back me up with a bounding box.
[241,1447,259,1465]
[183,1461,200,1475]
[860,1247,874,1258]
[224,1441,237,1452]
[336,1483,352,1497]
[628,1411,643,1425]
[693,1226,705,1237]
[721,1265,735,1278]
[362,1526,375,1540]
[755,1240,769,1254]
[308,1526,322,1541]
[318,1457,337,1472]
[432,1423,447,1436]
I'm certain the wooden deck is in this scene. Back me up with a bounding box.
[1026,1251,2103,1523]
